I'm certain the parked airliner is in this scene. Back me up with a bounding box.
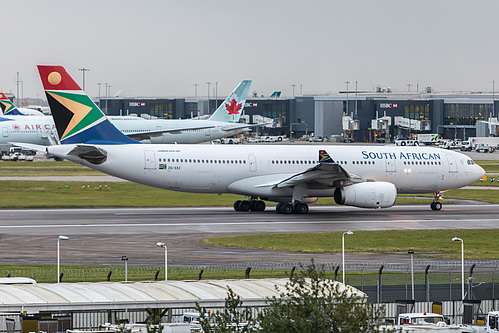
[13,65,485,214]
[0,78,256,145]
[0,93,45,116]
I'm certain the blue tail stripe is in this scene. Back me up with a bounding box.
[61,119,140,145]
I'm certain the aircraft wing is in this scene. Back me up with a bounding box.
[272,161,352,189]
[8,142,47,152]
[126,125,217,141]
[257,150,361,190]
[220,122,272,132]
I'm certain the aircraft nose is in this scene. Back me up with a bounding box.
[476,164,486,181]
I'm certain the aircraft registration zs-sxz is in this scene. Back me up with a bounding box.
[14,65,485,214]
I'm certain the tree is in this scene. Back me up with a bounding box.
[145,308,169,333]
[195,287,256,333]
[258,262,387,333]
[196,262,396,333]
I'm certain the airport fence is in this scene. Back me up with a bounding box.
[0,260,497,303]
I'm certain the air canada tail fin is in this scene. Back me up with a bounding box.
[208,80,251,123]
[37,65,139,145]
[0,93,24,115]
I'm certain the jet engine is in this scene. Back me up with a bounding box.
[334,182,397,208]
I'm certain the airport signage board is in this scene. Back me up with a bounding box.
[379,103,399,109]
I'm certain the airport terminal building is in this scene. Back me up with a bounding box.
[100,90,499,142]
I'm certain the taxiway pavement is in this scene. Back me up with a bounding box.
[0,204,497,267]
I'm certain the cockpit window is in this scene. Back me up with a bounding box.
[467,160,475,165]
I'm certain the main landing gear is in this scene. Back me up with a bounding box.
[430,191,443,211]
[233,199,266,212]
[276,202,309,214]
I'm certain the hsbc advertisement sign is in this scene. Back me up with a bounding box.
[379,103,399,109]
[129,102,146,107]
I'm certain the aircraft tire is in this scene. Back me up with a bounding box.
[276,203,283,213]
[238,200,251,211]
[251,200,266,212]
[401,141,406,146]
[430,202,442,211]
[280,203,293,214]
[294,203,309,214]
[234,200,242,211]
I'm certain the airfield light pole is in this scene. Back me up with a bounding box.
[121,256,128,282]
[342,231,353,284]
[408,249,415,300]
[345,81,350,117]
[291,84,296,97]
[355,81,358,118]
[57,236,69,283]
[156,242,167,281]
[193,84,199,97]
[79,67,90,91]
[97,83,102,108]
[452,237,465,300]
[215,82,218,109]
[20,80,24,107]
[206,82,211,113]
[492,80,495,130]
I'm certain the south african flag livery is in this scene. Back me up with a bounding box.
[0,93,23,115]
[37,65,139,145]
[319,149,334,163]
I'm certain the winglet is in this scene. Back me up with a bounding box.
[0,92,24,115]
[319,149,335,163]
[208,80,251,123]
[37,65,139,145]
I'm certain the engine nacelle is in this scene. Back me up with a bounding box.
[334,182,397,208]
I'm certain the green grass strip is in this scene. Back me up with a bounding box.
[202,229,499,260]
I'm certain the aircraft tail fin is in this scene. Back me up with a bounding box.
[319,149,335,163]
[0,93,25,115]
[208,80,251,123]
[37,65,139,145]
[269,91,281,98]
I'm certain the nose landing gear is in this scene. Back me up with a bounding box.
[430,191,443,211]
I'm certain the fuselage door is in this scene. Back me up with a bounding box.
[385,158,396,172]
[248,154,257,172]
[446,154,458,173]
[144,150,156,170]
[2,127,8,137]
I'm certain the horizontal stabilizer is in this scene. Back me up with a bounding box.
[68,145,107,164]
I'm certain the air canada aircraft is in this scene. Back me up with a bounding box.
[13,65,485,214]
[0,78,256,145]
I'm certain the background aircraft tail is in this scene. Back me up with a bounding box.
[37,65,139,145]
[0,93,24,115]
[208,80,251,123]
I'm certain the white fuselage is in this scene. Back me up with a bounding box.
[0,116,57,145]
[107,116,246,144]
[48,144,485,202]
[0,115,246,145]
